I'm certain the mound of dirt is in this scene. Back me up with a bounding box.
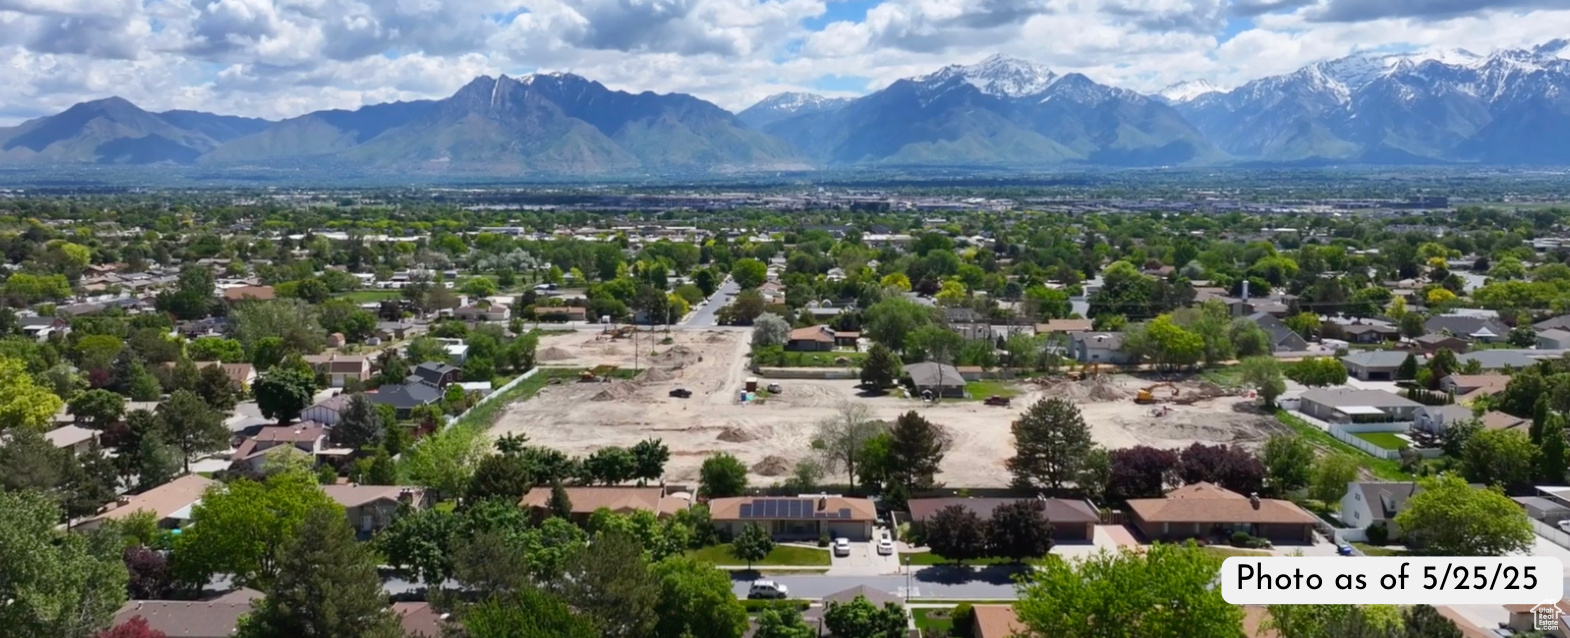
[590,381,639,402]
[705,333,729,343]
[600,345,625,355]
[717,426,760,443]
[638,367,677,383]
[751,455,791,476]
[538,346,575,361]
[1046,376,1131,403]
[654,345,697,364]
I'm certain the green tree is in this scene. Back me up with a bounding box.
[1261,434,1315,497]
[1014,542,1242,638]
[1284,312,1320,339]
[1007,397,1093,490]
[561,531,659,638]
[1401,605,1462,638]
[1460,428,1537,492]
[402,424,489,499]
[1396,352,1419,381]
[651,556,749,638]
[812,402,884,494]
[460,589,601,638]
[195,364,240,413]
[188,337,245,363]
[1286,357,1348,387]
[467,453,533,504]
[630,438,670,485]
[41,362,88,403]
[861,296,935,353]
[157,389,227,473]
[1308,454,1360,505]
[987,499,1055,562]
[753,606,815,638]
[1394,474,1533,556]
[731,259,768,289]
[230,299,326,355]
[0,356,65,430]
[822,596,907,638]
[252,366,316,425]
[1264,604,1402,638]
[1125,314,1205,369]
[1541,417,1569,484]
[858,342,903,390]
[375,507,460,587]
[68,388,126,429]
[405,337,449,365]
[925,504,987,563]
[1239,356,1287,408]
[699,452,749,498]
[887,410,950,492]
[751,313,790,348]
[452,530,532,598]
[235,506,403,638]
[249,336,287,371]
[0,490,128,638]
[730,523,774,569]
[548,480,573,519]
[330,394,385,450]
[171,469,339,589]
[317,299,377,343]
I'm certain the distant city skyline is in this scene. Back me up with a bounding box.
[2,0,1570,125]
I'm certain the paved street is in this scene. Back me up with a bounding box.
[729,565,1023,600]
[683,278,739,328]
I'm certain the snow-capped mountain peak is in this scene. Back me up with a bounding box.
[918,54,1059,98]
[750,92,845,112]
[1157,79,1220,102]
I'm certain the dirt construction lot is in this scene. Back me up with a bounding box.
[494,330,1287,487]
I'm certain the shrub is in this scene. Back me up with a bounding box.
[1366,522,1390,546]
[818,529,831,547]
[1230,531,1252,547]
[742,599,811,612]
[950,603,976,638]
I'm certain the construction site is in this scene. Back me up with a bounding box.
[492,329,1287,488]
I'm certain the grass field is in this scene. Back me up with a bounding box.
[903,552,1052,566]
[687,544,832,567]
[1201,367,1244,388]
[1201,547,1273,558]
[1353,432,1411,450]
[335,290,402,303]
[1276,410,1411,480]
[964,380,1020,399]
[1353,543,1406,556]
[913,608,955,634]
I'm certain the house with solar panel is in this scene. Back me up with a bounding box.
[708,495,876,541]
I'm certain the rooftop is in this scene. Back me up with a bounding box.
[1127,482,1318,525]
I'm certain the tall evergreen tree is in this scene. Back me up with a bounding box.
[157,390,227,473]
[1540,415,1569,484]
[1007,397,1093,490]
[235,506,403,638]
[330,394,386,450]
[887,411,950,493]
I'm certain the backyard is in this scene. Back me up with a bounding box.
[1352,432,1411,451]
[1276,411,1410,480]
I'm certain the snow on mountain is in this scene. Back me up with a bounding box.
[918,54,1059,98]
[737,92,854,128]
[1157,80,1220,103]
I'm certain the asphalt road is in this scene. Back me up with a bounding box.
[683,278,739,328]
[729,565,1024,600]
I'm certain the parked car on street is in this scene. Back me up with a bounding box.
[747,580,789,599]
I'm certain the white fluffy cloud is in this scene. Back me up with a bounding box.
[1,0,1568,124]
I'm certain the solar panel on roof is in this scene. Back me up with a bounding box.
[792,500,805,517]
[765,499,778,518]
[740,504,752,518]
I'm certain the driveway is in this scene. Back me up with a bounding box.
[225,400,271,433]
[828,539,901,576]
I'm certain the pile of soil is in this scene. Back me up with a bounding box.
[1046,376,1132,403]
[601,345,625,355]
[705,333,729,343]
[538,346,575,361]
[717,426,760,443]
[751,455,791,476]
[654,345,697,364]
[638,367,677,383]
[590,381,639,401]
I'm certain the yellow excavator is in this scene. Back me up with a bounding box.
[1135,383,1179,404]
[1074,363,1101,381]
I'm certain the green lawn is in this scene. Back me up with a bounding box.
[1352,432,1411,451]
[913,609,955,634]
[1275,410,1411,481]
[687,544,831,567]
[964,380,1020,399]
[335,290,403,303]
[1353,543,1406,556]
[903,552,1053,566]
[1201,547,1273,558]
[1201,366,1244,388]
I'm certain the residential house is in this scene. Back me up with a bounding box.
[1425,315,1508,343]
[229,422,330,475]
[110,588,263,638]
[518,486,690,525]
[945,307,981,324]
[195,361,256,390]
[326,332,346,348]
[802,586,904,630]
[1299,389,1422,424]
[301,393,351,427]
[1540,329,1570,350]
[708,495,876,541]
[1125,482,1319,544]
[757,281,787,304]
[221,285,275,303]
[394,602,451,638]
[375,321,425,341]
[1069,332,1135,364]
[1416,404,1475,433]
[1341,323,1401,344]
[19,315,68,342]
[785,325,835,352]
[534,306,587,323]
[77,474,216,531]
[971,605,1027,638]
[1482,411,1529,431]
[301,354,372,388]
[1339,482,1420,540]
[323,484,430,535]
[903,361,965,399]
[1536,315,1570,332]
[453,304,509,322]
[44,424,97,456]
[906,497,1098,541]
[1412,333,1469,354]
[1439,374,1510,403]
[409,362,462,388]
[1457,350,1538,371]
[1034,318,1093,335]
[367,382,444,419]
[1247,312,1310,353]
[1340,350,1411,381]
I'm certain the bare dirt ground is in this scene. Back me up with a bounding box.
[494,331,1287,487]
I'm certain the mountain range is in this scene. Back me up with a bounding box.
[4,40,1570,174]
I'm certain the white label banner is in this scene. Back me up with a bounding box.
[1221,556,1564,605]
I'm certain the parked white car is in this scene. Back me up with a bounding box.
[877,537,895,556]
[1558,519,1570,534]
[833,537,851,557]
[747,580,789,599]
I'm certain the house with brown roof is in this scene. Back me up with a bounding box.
[323,484,431,535]
[906,497,1099,542]
[1439,374,1511,403]
[221,285,275,303]
[394,602,451,638]
[301,353,372,388]
[518,486,691,524]
[77,473,217,531]
[110,588,263,638]
[971,605,1025,638]
[708,495,876,541]
[228,422,329,476]
[194,361,256,389]
[1125,482,1318,544]
[786,325,835,351]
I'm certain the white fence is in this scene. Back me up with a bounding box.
[1336,421,1414,434]
[445,366,543,429]
[1532,518,1570,550]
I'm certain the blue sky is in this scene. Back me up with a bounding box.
[0,0,1568,123]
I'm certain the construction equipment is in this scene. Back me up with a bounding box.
[984,396,1012,407]
[1135,383,1179,404]
[579,370,599,382]
[1074,363,1101,381]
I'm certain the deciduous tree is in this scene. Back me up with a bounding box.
[252,366,316,425]
[925,504,986,563]
[1460,428,1537,492]
[157,389,227,473]
[987,499,1054,562]
[561,531,659,638]
[859,343,903,390]
[1308,454,1360,505]
[460,589,601,638]
[1262,434,1315,497]
[171,469,339,589]
[1394,474,1533,556]
[1015,542,1242,638]
[730,523,774,569]
[822,596,907,638]
[1239,356,1287,408]
[813,402,884,494]
[651,556,749,638]
[0,490,129,638]
[1107,446,1178,503]
[235,506,403,638]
